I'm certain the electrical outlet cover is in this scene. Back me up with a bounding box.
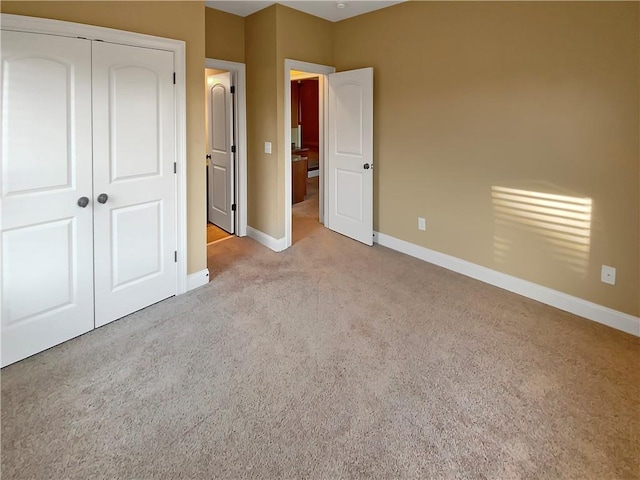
[601,265,616,285]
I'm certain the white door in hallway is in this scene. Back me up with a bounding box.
[327,68,374,246]
[0,31,95,366]
[206,71,234,234]
[92,41,177,328]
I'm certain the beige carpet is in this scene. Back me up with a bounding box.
[2,178,639,478]
[292,176,320,245]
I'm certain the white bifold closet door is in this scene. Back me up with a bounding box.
[91,41,176,328]
[1,31,177,366]
[1,31,95,366]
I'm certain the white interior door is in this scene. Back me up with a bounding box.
[327,68,373,246]
[92,41,177,328]
[1,31,94,366]
[206,72,234,233]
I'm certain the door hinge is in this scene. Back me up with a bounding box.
[231,145,236,153]
[173,162,177,174]
[174,251,178,263]
[231,204,236,212]
[230,85,235,94]
[173,72,176,85]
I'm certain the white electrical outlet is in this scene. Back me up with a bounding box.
[418,217,426,231]
[264,141,272,154]
[601,265,616,285]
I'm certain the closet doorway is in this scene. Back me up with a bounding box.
[1,14,187,367]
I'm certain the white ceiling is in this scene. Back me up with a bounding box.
[205,1,405,22]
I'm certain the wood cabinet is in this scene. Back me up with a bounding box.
[292,156,308,204]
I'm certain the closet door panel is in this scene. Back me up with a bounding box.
[0,31,94,367]
[91,41,176,327]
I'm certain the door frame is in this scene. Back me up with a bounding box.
[205,58,247,238]
[284,59,335,249]
[1,13,189,293]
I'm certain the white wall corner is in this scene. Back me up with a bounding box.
[247,226,287,252]
[373,231,640,337]
[187,269,210,291]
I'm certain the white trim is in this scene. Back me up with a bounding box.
[1,14,189,295]
[174,40,188,296]
[205,58,247,238]
[321,74,330,225]
[284,59,335,249]
[247,226,287,252]
[374,232,640,337]
[187,269,210,291]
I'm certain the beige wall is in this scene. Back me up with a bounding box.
[245,6,279,237]
[334,1,639,316]
[243,4,333,238]
[205,7,244,63]
[1,1,208,275]
[275,5,333,237]
[276,4,334,67]
[10,2,635,315]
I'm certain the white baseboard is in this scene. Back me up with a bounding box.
[308,170,319,178]
[247,226,287,252]
[187,268,209,291]
[374,232,640,337]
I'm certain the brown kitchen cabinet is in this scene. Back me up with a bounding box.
[292,156,308,204]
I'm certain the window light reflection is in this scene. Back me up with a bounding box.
[491,186,592,275]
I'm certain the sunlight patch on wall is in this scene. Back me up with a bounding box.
[491,186,592,275]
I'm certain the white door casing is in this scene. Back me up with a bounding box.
[92,41,177,328]
[206,71,234,233]
[327,68,374,246]
[0,31,95,366]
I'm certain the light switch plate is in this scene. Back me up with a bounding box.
[265,142,272,154]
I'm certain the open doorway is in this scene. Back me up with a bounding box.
[284,60,335,249]
[204,59,247,249]
[285,61,374,250]
[291,71,321,244]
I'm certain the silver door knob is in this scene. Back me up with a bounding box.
[97,193,109,204]
[363,163,370,170]
[77,197,89,208]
